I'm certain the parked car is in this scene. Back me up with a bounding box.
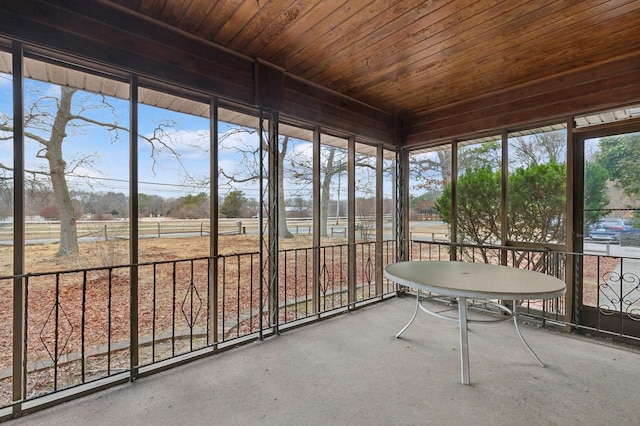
[588,218,638,242]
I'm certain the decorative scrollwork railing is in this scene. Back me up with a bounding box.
[599,270,640,321]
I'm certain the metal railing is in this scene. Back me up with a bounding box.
[0,240,398,415]
[2,238,639,418]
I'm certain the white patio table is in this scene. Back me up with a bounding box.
[384,261,566,385]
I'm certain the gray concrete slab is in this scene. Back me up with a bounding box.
[6,296,640,426]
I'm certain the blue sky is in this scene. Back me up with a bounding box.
[1,70,393,204]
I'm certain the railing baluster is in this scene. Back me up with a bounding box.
[81,271,87,383]
[236,256,240,338]
[171,262,176,357]
[54,273,60,390]
[152,263,157,363]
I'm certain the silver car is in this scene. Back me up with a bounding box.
[588,218,637,242]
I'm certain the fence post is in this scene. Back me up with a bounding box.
[157,222,160,238]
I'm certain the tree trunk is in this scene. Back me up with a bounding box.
[48,87,79,256]
[319,148,336,237]
[278,136,293,238]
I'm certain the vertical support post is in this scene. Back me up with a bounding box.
[12,40,26,415]
[395,147,409,262]
[569,117,581,327]
[500,130,508,266]
[210,98,219,346]
[129,75,139,380]
[375,145,384,296]
[259,108,279,334]
[451,141,458,261]
[347,137,356,306]
[268,111,279,332]
[312,127,321,314]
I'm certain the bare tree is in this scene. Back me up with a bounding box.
[289,146,346,237]
[218,129,294,238]
[1,85,185,256]
[509,131,565,167]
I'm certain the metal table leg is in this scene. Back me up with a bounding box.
[396,290,421,338]
[512,300,544,367]
[458,296,470,385]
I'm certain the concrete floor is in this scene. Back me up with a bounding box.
[6,296,640,426]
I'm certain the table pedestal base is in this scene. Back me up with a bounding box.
[396,291,545,385]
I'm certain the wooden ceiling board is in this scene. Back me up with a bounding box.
[316,0,525,93]
[267,0,370,66]
[212,0,271,46]
[102,0,640,119]
[289,0,414,77]
[339,0,575,100]
[358,0,636,112]
[302,0,489,83]
[175,0,218,34]
[190,0,246,40]
[230,0,318,54]
[254,0,350,60]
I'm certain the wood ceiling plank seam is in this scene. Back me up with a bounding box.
[209,0,263,45]
[348,0,625,112]
[303,0,464,82]
[286,0,405,74]
[162,0,196,26]
[394,2,640,113]
[176,0,219,34]
[226,0,303,52]
[238,0,318,55]
[311,0,515,89]
[336,0,578,99]
[192,0,245,40]
[264,0,351,62]
[244,0,340,58]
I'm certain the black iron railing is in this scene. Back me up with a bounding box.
[2,239,639,417]
[0,240,398,412]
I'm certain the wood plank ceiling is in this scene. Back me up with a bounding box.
[99,0,640,118]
